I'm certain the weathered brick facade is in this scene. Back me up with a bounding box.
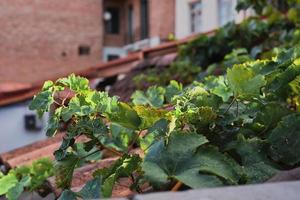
[0,0,175,83]
[149,0,175,41]
[104,0,175,47]
[0,0,103,83]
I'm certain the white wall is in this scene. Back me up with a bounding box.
[0,101,48,153]
[175,0,252,39]
[175,0,191,40]
[202,0,219,33]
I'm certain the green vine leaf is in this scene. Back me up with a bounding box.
[204,76,233,102]
[77,177,102,199]
[100,123,134,152]
[29,90,53,117]
[253,102,291,133]
[132,86,166,108]
[268,113,300,166]
[0,174,18,196]
[140,118,169,152]
[134,105,170,129]
[6,176,31,200]
[106,102,141,130]
[55,154,80,189]
[93,154,141,198]
[46,107,62,137]
[227,64,266,100]
[143,131,241,189]
[58,190,77,200]
[165,80,183,103]
[57,74,90,94]
[227,134,278,183]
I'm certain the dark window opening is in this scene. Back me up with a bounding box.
[108,54,120,61]
[24,114,42,131]
[128,5,134,43]
[190,1,202,33]
[140,0,149,39]
[78,46,90,56]
[96,76,118,91]
[105,7,120,34]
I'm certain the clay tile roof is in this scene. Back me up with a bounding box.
[0,81,33,94]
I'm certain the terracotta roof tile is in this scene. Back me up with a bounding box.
[0,81,33,93]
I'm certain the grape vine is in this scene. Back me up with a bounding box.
[25,46,300,199]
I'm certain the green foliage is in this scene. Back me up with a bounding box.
[268,113,300,165]
[0,158,54,200]
[29,46,300,198]
[227,135,279,183]
[139,118,169,151]
[204,76,233,102]
[227,63,266,100]
[132,86,166,108]
[236,0,299,15]
[106,102,141,130]
[93,154,141,198]
[29,81,54,118]
[134,105,170,129]
[55,154,80,189]
[133,61,200,87]
[133,1,299,89]
[0,174,18,196]
[58,177,102,200]
[143,132,242,189]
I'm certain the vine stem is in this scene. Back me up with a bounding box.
[171,181,183,192]
[96,141,123,157]
[80,149,101,160]
[236,99,239,117]
[61,90,72,106]
[127,130,143,153]
[102,145,123,157]
[224,97,236,114]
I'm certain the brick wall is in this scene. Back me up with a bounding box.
[0,0,103,83]
[0,0,175,83]
[104,0,175,47]
[103,0,126,47]
[149,0,175,40]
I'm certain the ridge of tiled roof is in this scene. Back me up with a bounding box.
[0,81,33,93]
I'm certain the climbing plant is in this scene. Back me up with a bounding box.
[0,158,54,200]
[25,46,300,199]
[133,0,300,88]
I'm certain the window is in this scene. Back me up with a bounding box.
[218,0,234,27]
[190,1,202,33]
[105,7,120,34]
[140,0,149,39]
[128,5,134,43]
[107,54,120,61]
[78,45,90,56]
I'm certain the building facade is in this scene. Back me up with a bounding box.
[102,0,175,61]
[0,0,175,84]
[175,0,253,39]
[0,101,48,153]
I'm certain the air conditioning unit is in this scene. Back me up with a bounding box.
[24,114,43,131]
[124,37,161,53]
